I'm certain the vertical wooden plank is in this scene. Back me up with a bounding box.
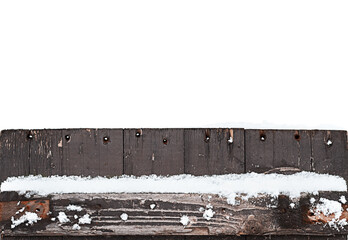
[0,130,30,182]
[29,129,63,176]
[61,129,123,177]
[123,129,184,176]
[311,130,348,181]
[245,130,311,173]
[97,128,123,177]
[184,128,244,175]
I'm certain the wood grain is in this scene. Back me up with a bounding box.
[1,192,348,237]
[184,129,244,175]
[123,129,184,176]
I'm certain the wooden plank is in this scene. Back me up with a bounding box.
[2,192,348,236]
[245,130,312,173]
[311,130,348,181]
[123,129,184,176]
[96,129,123,177]
[60,129,123,177]
[29,129,63,176]
[247,236,347,240]
[0,130,30,182]
[184,129,244,175]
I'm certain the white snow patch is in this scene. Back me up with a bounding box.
[120,213,128,221]
[290,203,295,209]
[199,207,205,212]
[313,198,348,229]
[67,204,82,211]
[72,223,81,230]
[11,212,41,228]
[326,139,333,146]
[203,209,215,220]
[180,215,190,226]
[15,207,25,215]
[340,196,347,204]
[51,217,56,221]
[206,203,213,209]
[74,215,78,219]
[1,172,346,205]
[310,197,316,204]
[150,204,156,209]
[228,137,233,143]
[57,212,70,224]
[78,214,92,224]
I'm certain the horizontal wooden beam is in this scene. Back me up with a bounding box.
[1,192,348,237]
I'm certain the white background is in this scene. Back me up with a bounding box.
[0,0,347,130]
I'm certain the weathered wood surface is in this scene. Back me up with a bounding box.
[1,128,348,239]
[184,129,244,175]
[123,129,184,176]
[1,192,348,237]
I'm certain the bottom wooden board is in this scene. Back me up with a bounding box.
[1,192,348,237]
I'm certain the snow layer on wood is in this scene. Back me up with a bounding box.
[180,215,190,226]
[312,198,348,229]
[57,212,69,224]
[11,212,41,228]
[67,204,82,211]
[120,213,128,221]
[78,214,92,224]
[0,172,346,204]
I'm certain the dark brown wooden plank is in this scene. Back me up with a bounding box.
[0,130,30,182]
[123,129,184,176]
[61,129,123,177]
[96,129,123,177]
[245,130,312,173]
[184,128,244,175]
[311,130,348,181]
[29,129,63,176]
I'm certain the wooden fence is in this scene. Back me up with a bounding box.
[0,128,348,239]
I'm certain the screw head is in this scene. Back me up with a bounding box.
[103,136,110,144]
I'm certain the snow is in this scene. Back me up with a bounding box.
[326,139,333,146]
[67,204,83,211]
[72,224,81,230]
[313,198,348,229]
[15,207,25,215]
[203,209,215,220]
[57,212,70,224]
[315,198,342,219]
[78,214,92,224]
[150,204,156,210]
[1,172,345,205]
[340,196,347,204]
[120,213,128,221]
[11,212,41,228]
[180,215,190,226]
[289,203,295,209]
